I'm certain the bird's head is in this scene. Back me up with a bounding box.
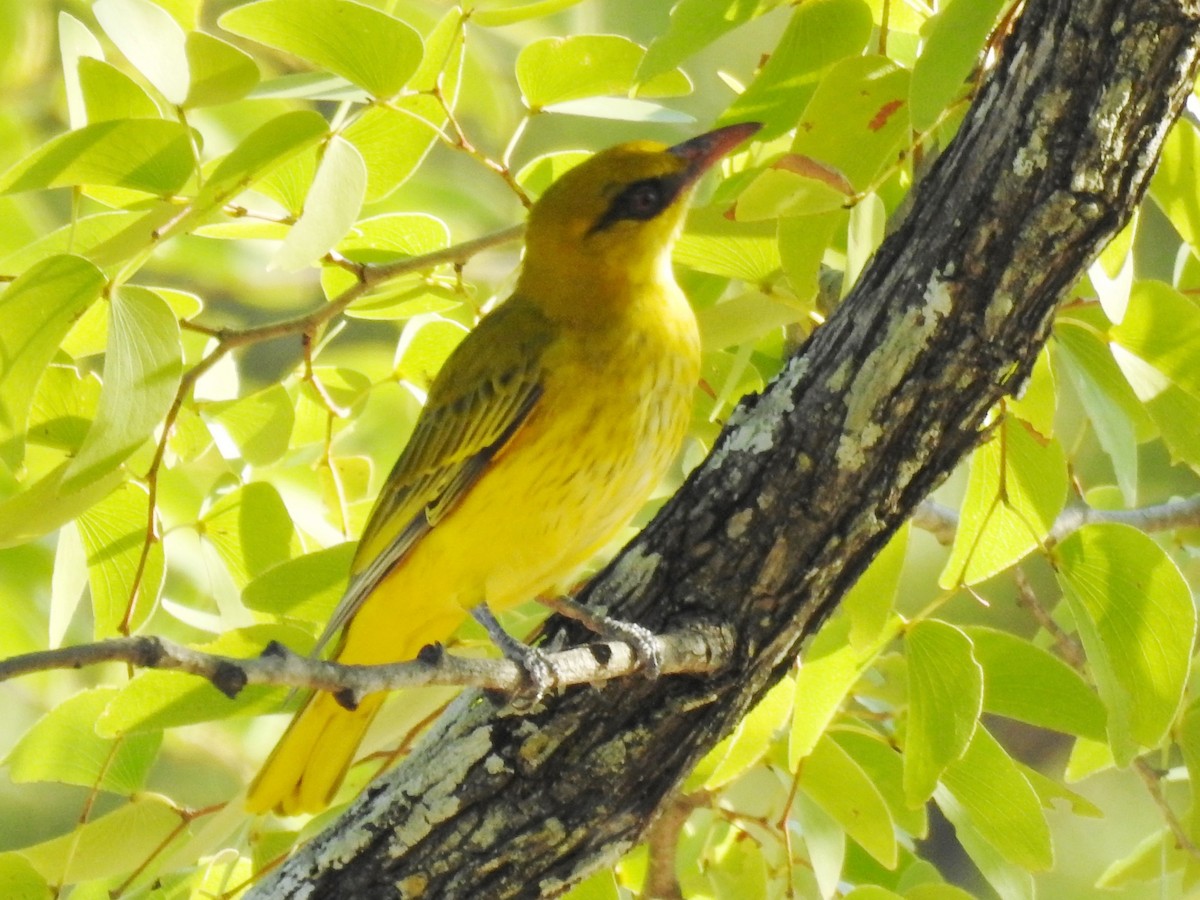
[519,123,760,317]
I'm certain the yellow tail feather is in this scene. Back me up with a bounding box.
[246,690,386,815]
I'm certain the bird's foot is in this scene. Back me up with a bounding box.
[470,603,557,706]
[543,595,661,679]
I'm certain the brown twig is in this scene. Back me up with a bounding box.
[0,624,733,700]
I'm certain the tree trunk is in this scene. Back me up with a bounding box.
[250,0,1200,895]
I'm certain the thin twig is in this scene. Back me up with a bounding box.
[1133,758,1200,858]
[0,624,733,700]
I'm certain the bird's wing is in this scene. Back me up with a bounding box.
[311,299,556,655]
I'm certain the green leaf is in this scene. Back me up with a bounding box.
[676,207,781,282]
[543,98,693,123]
[1097,828,1186,889]
[63,286,182,491]
[799,732,898,866]
[76,481,164,637]
[517,35,690,110]
[832,729,927,838]
[202,383,295,466]
[0,853,50,900]
[99,624,314,734]
[909,0,1005,131]
[1109,280,1200,469]
[939,417,1067,587]
[778,210,846,301]
[183,31,259,107]
[934,786,1033,900]
[791,55,910,191]
[964,626,1106,740]
[940,725,1053,870]
[78,57,160,122]
[18,795,186,885]
[1150,117,1200,249]
[0,118,194,195]
[0,462,124,550]
[59,11,105,129]
[718,0,873,141]
[791,793,845,897]
[0,255,105,466]
[844,524,907,651]
[689,675,793,790]
[1005,345,1055,438]
[696,292,803,351]
[242,542,355,623]
[6,687,161,792]
[28,365,101,453]
[219,0,422,99]
[93,0,190,104]
[637,0,784,83]
[1055,523,1195,764]
[903,619,982,806]
[472,0,585,26]
[200,481,295,587]
[394,314,469,386]
[790,613,898,765]
[273,136,366,271]
[343,100,440,202]
[194,109,329,212]
[516,151,589,198]
[1054,321,1144,503]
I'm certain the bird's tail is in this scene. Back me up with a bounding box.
[245,689,387,815]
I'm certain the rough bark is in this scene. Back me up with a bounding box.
[250,0,1200,896]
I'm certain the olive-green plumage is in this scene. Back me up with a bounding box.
[246,122,760,815]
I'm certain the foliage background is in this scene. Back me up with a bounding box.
[0,0,1198,898]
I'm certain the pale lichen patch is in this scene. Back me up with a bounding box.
[725,508,753,540]
[835,272,954,468]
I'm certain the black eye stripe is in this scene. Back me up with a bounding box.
[589,176,681,234]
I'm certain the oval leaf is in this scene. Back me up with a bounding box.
[1056,523,1195,763]
[219,0,422,99]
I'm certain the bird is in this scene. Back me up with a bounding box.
[245,121,762,815]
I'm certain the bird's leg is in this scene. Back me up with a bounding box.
[542,596,661,679]
[470,602,557,704]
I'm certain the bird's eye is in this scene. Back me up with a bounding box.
[624,181,662,217]
[589,177,675,234]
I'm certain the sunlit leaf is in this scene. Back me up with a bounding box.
[719,0,873,141]
[19,795,186,885]
[93,0,190,104]
[76,482,165,637]
[219,0,422,99]
[1056,523,1195,764]
[940,725,1053,870]
[518,35,690,110]
[7,687,161,792]
[939,417,1067,587]
[799,733,897,866]
[690,675,793,790]
[0,255,105,467]
[78,58,161,122]
[909,0,1005,131]
[184,31,259,107]
[965,626,1105,740]
[272,136,366,271]
[903,619,982,806]
[637,0,784,83]
[0,119,194,195]
[63,286,182,491]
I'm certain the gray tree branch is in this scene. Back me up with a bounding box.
[251,0,1200,896]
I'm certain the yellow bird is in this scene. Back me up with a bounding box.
[246,122,761,815]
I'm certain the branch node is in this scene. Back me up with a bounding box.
[212,661,248,699]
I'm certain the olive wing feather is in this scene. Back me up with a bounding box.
[311,299,555,654]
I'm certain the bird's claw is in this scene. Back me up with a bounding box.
[545,596,662,679]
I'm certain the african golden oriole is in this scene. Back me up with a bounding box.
[246,122,761,815]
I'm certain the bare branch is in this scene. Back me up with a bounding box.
[0,624,732,700]
[912,494,1200,547]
